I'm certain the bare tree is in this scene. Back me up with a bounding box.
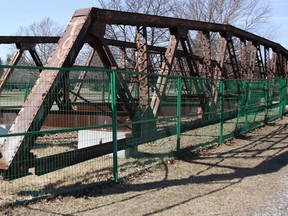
[172,0,271,34]
[98,0,173,45]
[12,17,63,65]
[97,0,175,69]
[5,17,63,83]
[0,57,3,74]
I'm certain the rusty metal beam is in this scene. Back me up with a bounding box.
[179,33,199,77]
[199,31,212,78]
[270,51,277,77]
[1,7,288,178]
[240,40,248,79]
[88,8,287,56]
[0,36,59,44]
[0,49,23,94]
[226,35,240,79]
[256,44,265,79]
[0,8,287,71]
[150,28,181,116]
[120,47,126,70]
[215,35,227,79]
[70,48,95,103]
[0,43,43,96]
[88,23,137,119]
[210,35,227,105]
[28,48,43,68]
[136,26,149,111]
[248,44,257,78]
[0,9,93,177]
[264,47,270,78]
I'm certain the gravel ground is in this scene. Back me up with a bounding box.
[1,116,288,216]
[251,174,288,215]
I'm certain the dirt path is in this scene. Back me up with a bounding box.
[2,117,288,216]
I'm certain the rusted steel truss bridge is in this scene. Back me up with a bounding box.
[0,8,287,178]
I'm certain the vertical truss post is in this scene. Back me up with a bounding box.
[136,26,149,111]
[150,28,181,116]
[211,34,227,105]
[120,47,126,70]
[240,39,248,78]
[199,31,214,116]
[270,51,277,78]
[215,35,227,79]
[131,25,155,147]
[264,47,269,78]
[248,43,257,78]
[200,31,212,78]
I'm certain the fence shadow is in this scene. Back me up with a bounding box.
[11,120,288,215]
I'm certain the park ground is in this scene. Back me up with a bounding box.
[1,116,288,215]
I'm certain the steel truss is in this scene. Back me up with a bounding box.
[0,8,288,177]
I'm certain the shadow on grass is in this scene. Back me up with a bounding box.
[7,120,287,215]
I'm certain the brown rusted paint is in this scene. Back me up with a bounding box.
[0,10,93,174]
[150,28,181,116]
[1,7,288,177]
[136,26,149,111]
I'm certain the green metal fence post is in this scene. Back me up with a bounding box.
[280,78,286,116]
[24,83,31,101]
[244,81,249,132]
[264,78,269,124]
[286,79,288,114]
[176,76,182,154]
[219,80,224,144]
[101,73,105,102]
[110,70,118,182]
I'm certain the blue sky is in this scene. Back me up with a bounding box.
[0,0,99,61]
[0,0,287,61]
[269,0,288,47]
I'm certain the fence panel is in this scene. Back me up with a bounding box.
[179,77,221,151]
[116,71,180,179]
[266,78,284,121]
[0,64,287,204]
[0,66,114,202]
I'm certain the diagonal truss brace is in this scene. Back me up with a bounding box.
[70,48,95,103]
[88,22,137,119]
[0,44,43,95]
[0,9,92,177]
[150,28,183,116]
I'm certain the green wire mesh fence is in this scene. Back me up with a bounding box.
[0,65,287,204]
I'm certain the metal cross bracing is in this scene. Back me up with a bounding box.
[1,7,288,178]
[0,38,53,95]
